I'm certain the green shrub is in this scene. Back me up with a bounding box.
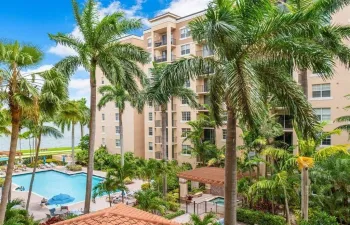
[299,210,338,225]
[164,210,185,219]
[237,208,286,225]
[0,178,4,187]
[124,177,133,185]
[141,183,151,191]
[78,135,89,151]
[66,164,82,171]
[76,150,88,166]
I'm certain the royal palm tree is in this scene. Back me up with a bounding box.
[155,0,342,223]
[49,0,149,213]
[78,98,89,137]
[98,84,139,166]
[56,99,88,165]
[0,41,68,224]
[25,116,63,211]
[139,63,198,197]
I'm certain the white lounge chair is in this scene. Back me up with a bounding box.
[50,163,56,167]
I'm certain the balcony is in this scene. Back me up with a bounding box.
[155,136,162,144]
[197,104,209,111]
[172,120,177,127]
[196,84,209,93]
[155,120,162,127]
[154,38,176,48]
[155,151,163,160]
[203,66,214,74]
[196,49,214,57]
[277,115,293,130]
[172,104,176,111]
[172,136,177,143]
[154,55,177,63]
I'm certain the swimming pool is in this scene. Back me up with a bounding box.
[209,197,225,206]
[12,170,104,204]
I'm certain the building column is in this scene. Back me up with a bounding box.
[166,25,172,62]
[179,178,188,199]
[205,183,211,194]
[191,181,199,190]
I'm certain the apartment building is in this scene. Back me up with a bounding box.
[95,7,350,166]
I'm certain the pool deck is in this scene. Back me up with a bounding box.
[0,166,144,220]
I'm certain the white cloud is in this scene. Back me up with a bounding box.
[159,0,210,17]
[69,78,91,102]
[49,0,147,57]
[23,64,53,74]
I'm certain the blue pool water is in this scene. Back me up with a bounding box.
[12,170,104,204]
[209,197,225,206]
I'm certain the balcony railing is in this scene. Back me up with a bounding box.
[172,136,177,143]
[155,120,161,127]
[196,50,214,57]
[154,55,177,63]
[155,136,161,144]
[196,84,210,93]
[155,151,162,159]
[198,104,209,111]
[154,38,176,47]
[172,120,177,127]
[203,66,214,74]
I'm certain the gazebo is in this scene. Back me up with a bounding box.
[177,167,225,200]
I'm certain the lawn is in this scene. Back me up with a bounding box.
[17,147,82,158]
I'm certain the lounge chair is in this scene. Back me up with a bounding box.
[44,164,51,168]
[50,163,56,167]
[21,165,27,171]
[39,164,45,169]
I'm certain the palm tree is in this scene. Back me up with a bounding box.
[98,84,139,166]
[5,199,39,225]
[25,116,63,211]
[140,63,198,197]
[92,177,117,207]
[156,0,335,223]
[0,41,68,224]
[56,99,88,165]
[334,94,350,134]
[134,189,168,215]
[49,0,149,213]
[78,98,89,137]
[137,158,158,184]
[190,212,220,225]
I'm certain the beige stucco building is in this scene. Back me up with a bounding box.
[95,8,350,166]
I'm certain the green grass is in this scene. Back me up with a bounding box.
[17,147,82,158]
[19,146,75,154]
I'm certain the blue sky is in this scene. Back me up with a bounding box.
[0,0,209,101]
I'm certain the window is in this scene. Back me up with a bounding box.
[222,129,227,140]
[147,38,152,47]
[102,126,105,133]
[101,77,104,84]
[115,126,120,134]
[312,84,331,98]
[314,108,331,121]
[116,139,120,147]
[102,113,105,121]
[148,100,153,107]
[115,113,119,121]
[181,128,191,138]
[321,135,331,145]
[182,112,191,121]
[102,138,105,145]
[184,79,190,88]
[181,96,189,105]
[115,102,118,108]
[182,145,191,155]
[149,112,153,121]
[181,44,190,55]
[148,142,153,151]
[148,127,153,136]
[180,27,191,39]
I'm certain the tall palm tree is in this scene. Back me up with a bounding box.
[334,94,350,134]
[25,116,63,211]
[78,98,89,137]
[49,0,149,213]
[92,177,116,207]
[98,84,138,166]
[56,99,88,165]
[139,63,198,197]
[0,41,68,224]
[156,0,340,223]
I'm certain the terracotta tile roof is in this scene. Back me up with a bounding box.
[178,167,225,186]
[177,167,252,186]
[54,204,181,225]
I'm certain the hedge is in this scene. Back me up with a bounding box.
[164,210,185,219]
[66,164,82,171]
[299,210,338,225]
[237,208,286,225]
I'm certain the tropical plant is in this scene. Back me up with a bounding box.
[49,0,149,213]
[98,84,140,166]
[56,99,89,165]
[139,62,198,196]
[0,41,68,223]
[78,98,89,137]
[5,199,39,225]
[92,178,117,207]
[156,0,334,223]
[134,189,168,215]
[334,94,350,136]
[0,106,11,136]
[24,116,64,211]
[190,212,220,225]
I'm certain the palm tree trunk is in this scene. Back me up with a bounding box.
[84,60,97,214]
[161,105,167,197]
[108,193,112,207]
[224,107,237,225]
[80,123,84,137]
[120,110,124,167]
[71,122,75,165]
[301,167,309,220]
[298,69,308,99]
[283,187,291,225]
[0,105,20,224]
[26,134,42,211]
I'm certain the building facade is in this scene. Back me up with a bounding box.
[95,7,350,166]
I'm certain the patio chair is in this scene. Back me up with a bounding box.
[39,164,45,169]
[50,163,56,167]
[49,208,56,217]
[21,165,27,171]
[44,164,51,168]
